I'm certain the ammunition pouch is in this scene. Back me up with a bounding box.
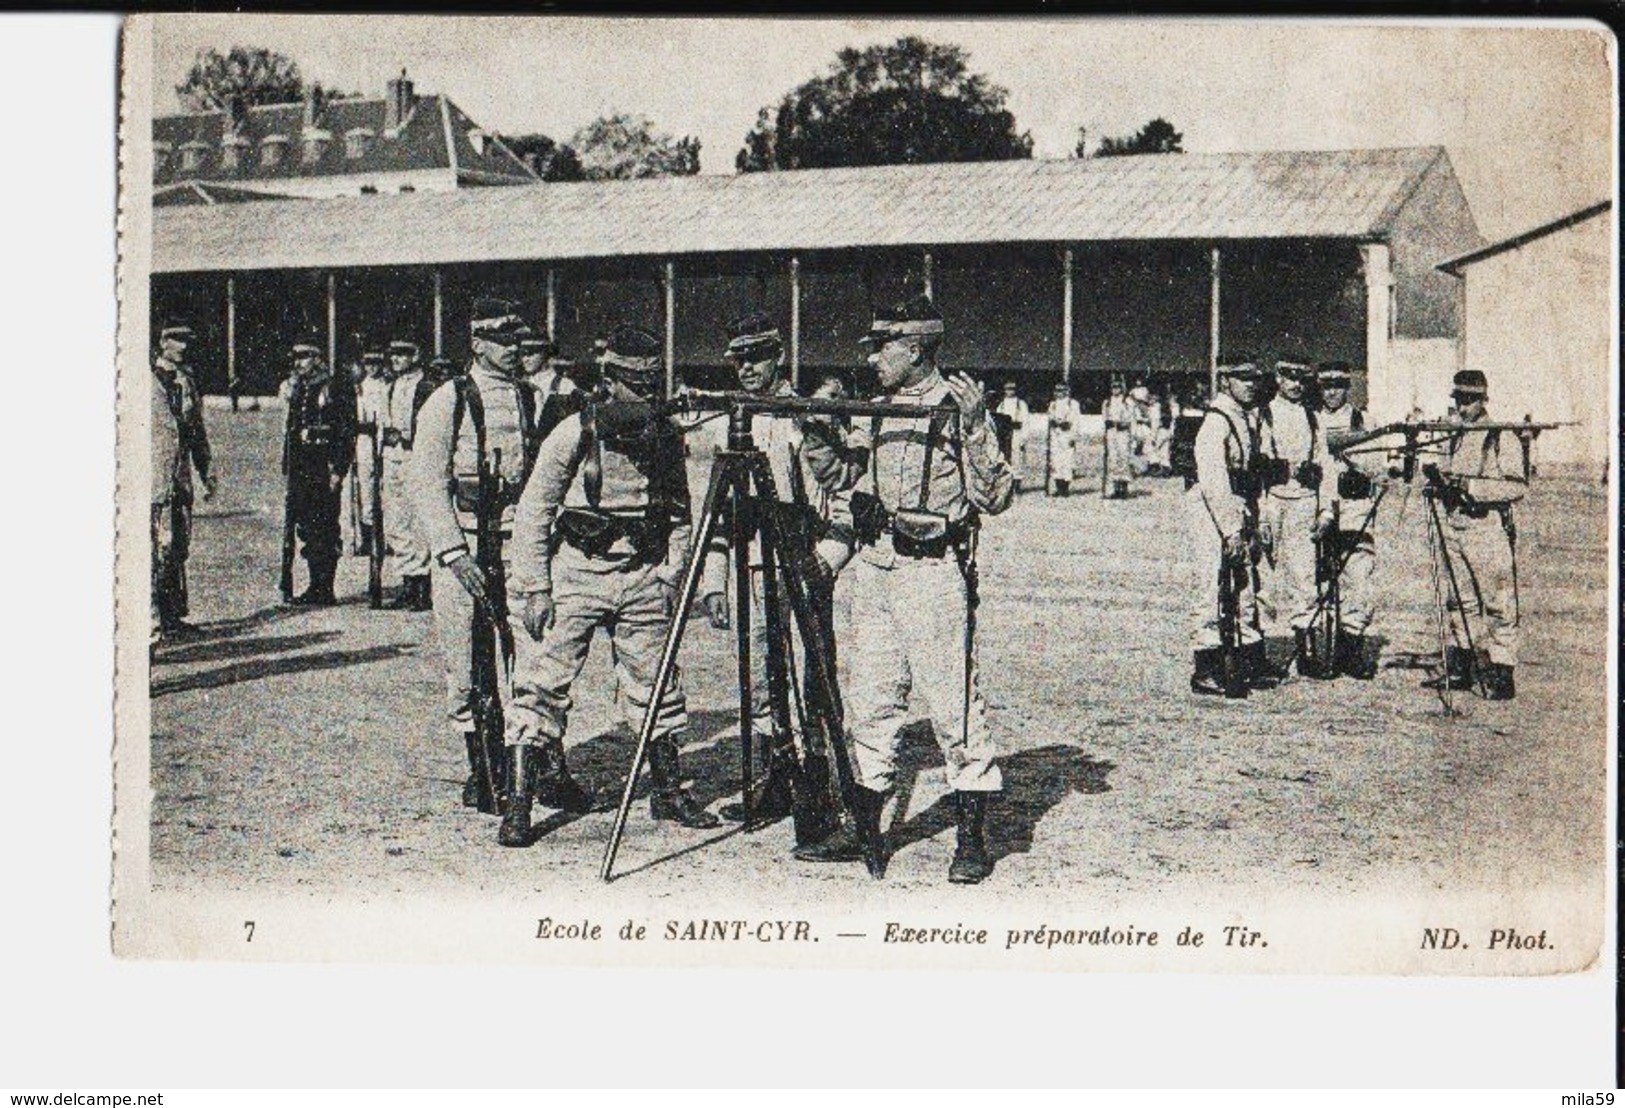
[382,428,409,449]
[1337,468,1374,500]
[1229,470,1262,500]
[1105,421,1130,432]
[850,492,889,545]
[454,475,518,515]
[1256,456,1292,490]
[1053,420,1072,432]
[555,507,667,560]
[891,507,950,546]
[1292,460,1324,488]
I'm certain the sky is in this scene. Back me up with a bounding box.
[145,15,1615,241]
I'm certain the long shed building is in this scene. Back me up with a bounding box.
[151,145,1481,418]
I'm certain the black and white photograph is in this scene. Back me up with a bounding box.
[114,14,1613,980]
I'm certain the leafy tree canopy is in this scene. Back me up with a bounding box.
[570,113,701,180]
[1094,117,1184,158]
[498,133,586,182]
[737,36,1033,172]
[177,46,305,112]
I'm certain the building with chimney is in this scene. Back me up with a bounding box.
[152,70,536,204]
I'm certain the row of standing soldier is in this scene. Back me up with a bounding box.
[1185,357,1526,701]
[994,377,1175,499]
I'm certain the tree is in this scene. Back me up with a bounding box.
[736,36,1033,172]
[1073,127,1089,159]
[176,46,305,112]
[1095,118,1184,158]
[497,133,586,182]
[569,114,701,180]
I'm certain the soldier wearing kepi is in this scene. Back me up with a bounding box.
[1316,360,1379,678]
[1045,380,1083,497]
[1258,360,1337,675]
[994,380,1030,491]
[503,324,715,848]
[1422,369,1527,700]
[796,295,1012,884]
[378,339,434,610]
[151,321,216,641]
[697,312,853,842]
[353,349,390,558]
[411,298,551,814]
[280,334,356,606]
[1187,358,1270,695]
[517,329,581,444]
[1101,376,1135,498]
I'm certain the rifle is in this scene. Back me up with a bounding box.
[1306,502,1340,677]
[1217,547,1249,699]
[1329,418,1570,479]
[278,377,299,602]
[367,426,384,608]
[467,446,514,815]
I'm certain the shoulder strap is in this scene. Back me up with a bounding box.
[915,404,949,511]
[580,402,603,509]
[1351,407,1365,431]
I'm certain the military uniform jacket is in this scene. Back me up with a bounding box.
[995,396,1030,429]
[823,372,1012,569]
[152,357,211,507]
[1193,392,1260,541]
[282,367,357,478]
[1442,409,1527,512]
[411,364,538,563]
[380,368,429,453]
[1261,395,1336,510]
[507,411,694,597]
[1102,395,1134,431]
[1048,397,1084,432]
[355,375,388,435]
[528,369,583,448]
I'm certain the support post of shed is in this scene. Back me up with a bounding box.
[545,266,558,340]
[1061,247,1074,384]
[326,272,337,371]
[225,275,238,407]
[1359,242,1396,421]
[663,260,676,396]
[1208,246,1222,395]
[922,250,934,300]
[432,269,444,357]
[789,255,802,390]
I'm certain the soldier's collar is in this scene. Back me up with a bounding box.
[895,370,944,398]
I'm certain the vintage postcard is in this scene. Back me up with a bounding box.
[114,13,1615,974]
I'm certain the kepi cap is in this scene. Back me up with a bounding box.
[1452,369,1489,397]
[725,311,783,360]
[599,324,664,392]
[1317,360,1353,387]
[859,294,944,350]
[470,296,527,344]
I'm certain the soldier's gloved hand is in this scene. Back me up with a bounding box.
[329,473,345,494]
[700,591,729,631]
[1257,520,1275,551]
[201,474,217,502]
[659,579,679,619]
[1222,533,1247,563]
[521,592,555,641]
[446,553,489,604]
[1312,513,1335,540]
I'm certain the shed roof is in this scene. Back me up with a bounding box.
[153,145,1455,274]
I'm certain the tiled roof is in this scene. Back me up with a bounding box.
[153,146,1453,274]
[151,94,535,185]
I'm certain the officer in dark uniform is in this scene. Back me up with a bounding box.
[151,321,215,641]
[518,329,582,445]
[281,335,357,606]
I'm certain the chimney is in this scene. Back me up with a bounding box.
[302,84,323,129]
[385,69,415,132]
[226,93,247,134]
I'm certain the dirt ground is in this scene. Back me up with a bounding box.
[147,409,1609,914]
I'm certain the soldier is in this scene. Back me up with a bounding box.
[1045,380,1083,497]
[1421,369,1527,700]
[353,349,390,558]
[1258,360,1337,675]
[280,336,356,605]
[696,312,854,842]
[1187,358,1271,695]
[374,339,434,610]
[796,295,1012,885]
[503,324,714,848]
[410,298,557,816]
[151,322,216,641]
[517,330,582,444]
[994,380,1030,491]
[1101,376,1135,498]
[1130,383,1172,477]
[1316,361,1379,678]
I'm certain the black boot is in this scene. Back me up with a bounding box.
[294,564,338,607]
[534,736,595,813]
[793,786,887,872]
[410,575,433,611]
[719,745,796,825]
[1189,647,1229,697]
[1055,480,1070,497]
[498,745,538,847]
[1337,630,1375,680]
[947,792,993,885]
[463,732,497,814]
[1295,628,1333,679]
[1422,646,1474,691]
[647,738,720,829]
[790,753,839,848]
[1482,662,1516,701]
[1245,642,1283,690]
[1112,479,1129,499]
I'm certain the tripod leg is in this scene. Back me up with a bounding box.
[747,456,884,879]
[732,478,755,829]
[1423,492,1458,713]
[600,454,735,882]
[1427,495,1487,700]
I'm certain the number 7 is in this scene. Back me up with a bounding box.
[244,920,255,942]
